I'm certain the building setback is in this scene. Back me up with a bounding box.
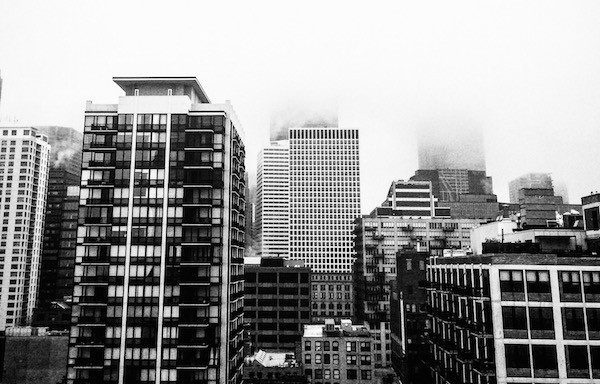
[244,258,311,352]
[67,77,246,384]
[508,173,553,204]
[300,319,375,383]
[256,140,289,258]
[426,253,600,384]
[289,127,361,323]
[0,127,50,330]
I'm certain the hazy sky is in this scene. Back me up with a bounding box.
[2,0,600,212]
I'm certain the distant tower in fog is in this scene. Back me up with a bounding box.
[509,173,554,203]
[256,140,289,258]
[417,123,486,171]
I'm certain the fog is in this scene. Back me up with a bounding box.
[1,0,600,211]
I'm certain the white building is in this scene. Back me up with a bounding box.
[289,127,361,273]
[256,140,289,258]
[0,127,50,330]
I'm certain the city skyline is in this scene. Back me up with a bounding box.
[2,1,600,211]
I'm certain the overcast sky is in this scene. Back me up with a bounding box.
[2,0,600,212]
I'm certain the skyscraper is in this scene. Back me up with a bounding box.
[289,127,360,322]
[256,140,289,258]
[508,173,554,203]
[67,77,246,384]
[0,127,51,330]
[33,126,83,329]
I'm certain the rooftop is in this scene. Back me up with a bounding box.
[113,76,210,103]
[433,253,600,266]
[303,320,371,338]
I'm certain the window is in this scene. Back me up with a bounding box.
[563,308,586,338]
[500,270,525,300]
[314,369,322,379]
[502,306,527,335]
[559,271,581,301]
[532,345,558,377]
[406,259,412,271]
[587,308,600,332]
[315,341,321,351]
[333,369,340,379]
[526,270,551,300]
[346,369,357,380]
[565,345,589,378]
[361,370,372,380]
[346,341,356,352]
[324,354,330,364]
[583,271,600,299]
[360,342,371,352]
[332,354,339,365]
[346,355,357,365]
[304,354,311,364]
[505,344,531,377]
[315,354,321,364]
[304,341,311,351]
[529,307,554,336]
[360,355,371,365]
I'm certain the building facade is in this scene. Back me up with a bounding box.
[256,140,289,258]
[34,126,83,329]
[289,127,361,322]
[300,319,375,383]
[0,127,50,330]
[390,251,430,384]
[426,253,600,384]
[289,127,361,273]
[508,173,553,204]
[244,258,311,351]
[354,215,481,368]
[582,192,600,252]
[67,77,246,384]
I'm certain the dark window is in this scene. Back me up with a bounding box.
[563,307,586,339]
[585,207,600,231]
[591,346,600,376]
[346,369,357,380]
[587,308,600,333]
[529,307,554,338]
[505,344,530,372]
[566,345,590,378]
[532,345,558,377]
[502,306,527,331]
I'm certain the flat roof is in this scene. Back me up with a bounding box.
[112,76,210,103]
[433,253,600,266]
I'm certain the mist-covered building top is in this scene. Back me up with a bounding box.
[417,124,486,171]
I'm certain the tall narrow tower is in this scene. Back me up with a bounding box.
[289,127,361,322]
[0,127,51,329]
[256,140,289,258]
[67,77,246,384]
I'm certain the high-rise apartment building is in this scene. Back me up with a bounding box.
[256,140,289,257]
[67,77,246,384]
[0,127,50,330]
[34,126,83,329]
[289,127,361,322]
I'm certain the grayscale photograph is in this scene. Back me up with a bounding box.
[0,1,600,383]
